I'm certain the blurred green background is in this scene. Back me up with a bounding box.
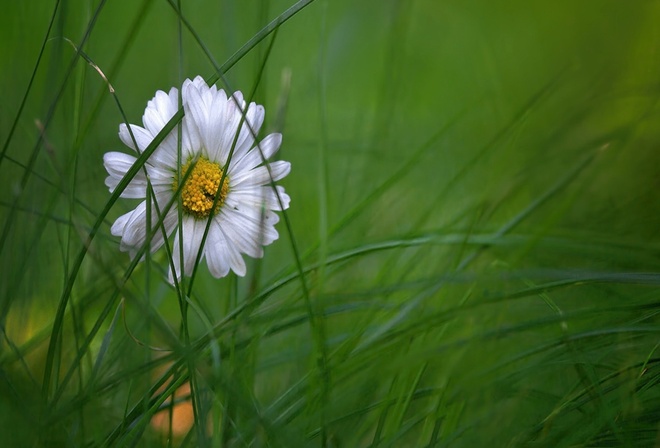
[2,0,660,446]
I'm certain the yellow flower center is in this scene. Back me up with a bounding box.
[173,157,229,219]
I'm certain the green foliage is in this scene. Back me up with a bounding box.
[1,0,660,446]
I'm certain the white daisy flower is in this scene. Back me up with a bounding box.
[103,76,291,282]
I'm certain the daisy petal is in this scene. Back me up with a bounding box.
[111,209,133,238]
[230,161,291,188]
[203,89,230,161]
[170,216,206,280]
[142,88,179,137]
[119,123,178,169]
[104,151,176,197]
[218,91,245,165]
[113,195,177,258]
[104,151,138,178]
[217,207,276,257]
[228,103,265,165]
[228,185,290,211]
[228,133,283,175]
[205,223,231,278]
[219,226,247,277]
[119,124,153,153]
[103,152,149,198]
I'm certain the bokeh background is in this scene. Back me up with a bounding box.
[2,0,660,446]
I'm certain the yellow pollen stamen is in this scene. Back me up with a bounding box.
[173,157,229,219]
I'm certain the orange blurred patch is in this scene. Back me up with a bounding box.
[150,381,195,439]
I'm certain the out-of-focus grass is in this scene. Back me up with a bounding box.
[1,0,660,446]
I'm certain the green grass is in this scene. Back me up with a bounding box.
[2,0,660,446]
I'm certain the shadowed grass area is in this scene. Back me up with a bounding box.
[1,0,660,446]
